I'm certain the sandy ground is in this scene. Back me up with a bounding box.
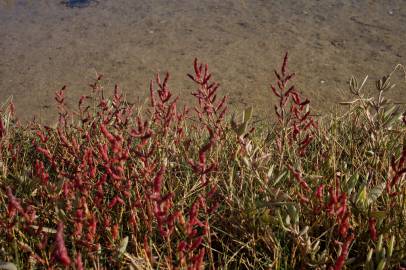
[0,0,405,124]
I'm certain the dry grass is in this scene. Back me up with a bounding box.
[0,55,405,269]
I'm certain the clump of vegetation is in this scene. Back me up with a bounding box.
[0,54,405,269]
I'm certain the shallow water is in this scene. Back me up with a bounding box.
[0,0,405,123]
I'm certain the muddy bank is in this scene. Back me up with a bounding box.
[0,0,405,123]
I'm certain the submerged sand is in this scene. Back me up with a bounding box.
[0,0,405,123]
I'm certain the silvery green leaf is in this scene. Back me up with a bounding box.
[368,182,385,204]
[349,76,358,94]
[285,214,291,226]
[383,106,401,128]
[346,174,359,194]
[118,236,129,255]
[366,150,375,157]
[370,211,386,220]
[277,210,290,231]
[366,248,373,263]
[0,262,17,270]
[299,226,309,237]
[230,113,238,131]
[376,259,386,270]
[356,185,368,208]
[242,106,253,123]
[287,204,298,224]
[272,171,287,186]
[260,209,271,225]
[267,165,274,179]
[236,121,248,137]
[242,157,251,168]
[388,235,395,257]
[377,235,383,253]
[383,105,398,119]
[30,225,57,234]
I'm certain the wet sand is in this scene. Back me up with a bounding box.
[0,0,405,123]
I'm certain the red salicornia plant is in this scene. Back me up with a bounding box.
[0,55,405,270]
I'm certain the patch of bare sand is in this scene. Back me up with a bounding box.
[0,0,405,124]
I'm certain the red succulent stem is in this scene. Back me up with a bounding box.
[333,233,355,270]
[54,222,71,266]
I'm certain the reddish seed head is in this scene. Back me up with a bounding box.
[282,52,289,76]
[54,222,71,266]
[100,124,115,143]
[339,213,350,237]
[333,233,354,270]
[74,221,83,239]
[6,187,24,217]
[315,184,324,199]
[0,119,5,138]
[36,130,47,143]
[336,195,348,218]
[193,248,206,270]
[178,240,187,252]
[329,187,338,204]
[144,236,152,263]
[75,253,84,270]
[112,223,119,240]
[87,215,97,243]
[153,166,166,195]
[368,217,377,241]
[190,236,203,251]
[108,196,118,209]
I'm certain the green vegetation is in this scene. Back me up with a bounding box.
[0,54,405,269]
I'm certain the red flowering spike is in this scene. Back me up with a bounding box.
[54,222,71,266]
